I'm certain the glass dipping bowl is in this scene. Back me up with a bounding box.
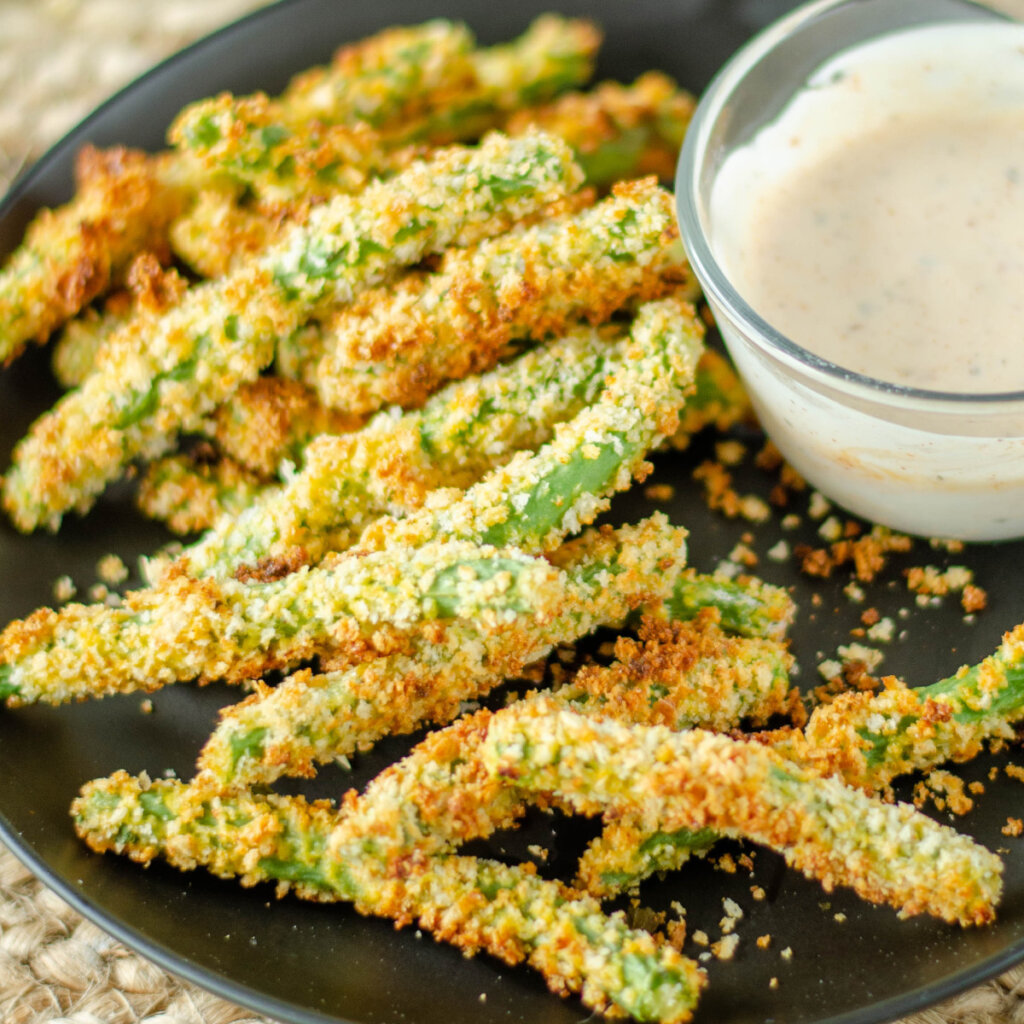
[675,0,1024,542]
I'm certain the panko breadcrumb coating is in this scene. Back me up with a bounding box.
[783,623,1024,794]
[505,71,695,187]
[206,377,359,478]
[1,14,1015,1020]
[352,294,702,556]
[170,17,599,204]
[168,184,288,278]
[136,451,268,535]
[50,252,189,388]
[196,517,687,789]
[0,146,188,365]
[560,610,795,733]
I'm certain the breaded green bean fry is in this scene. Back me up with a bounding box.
[0,147,187,365]
[409,15,601,142]
[664,567,794,640]
[173,317,666,582]
[505,72,695,188]
[50,253,189,389]
[558,611,794,732]
[135,452,268,535]
[669,348,755,449]
[792,622,1024,793]
[547,610,796,899]
[196,517,688,788]
[3,131,582,532]
[270,20,479,127]
[354,293,703,556]
[51,300,130,390]
[168,184,284,278]
[483,698,1003,926]
[318,612,793,865]
[171,17,600,204]
[72,775,703,1024]
[578,820,719,899]
[197,535,793,793]
[311,176,694,414]
[205,377,359,478]
[0,541,568,705]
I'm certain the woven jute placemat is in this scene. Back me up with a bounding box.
[1,1,1023,1022]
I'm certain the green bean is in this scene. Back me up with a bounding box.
[669,348,754,449]
[665,568,794,640]
[790,622,1024,793]
[0,148,188,366]
[311,177,693,414]
[482,697,1003,927]
[170,17,600,203]
[3,131,582,533]
[195,516,688,788]
[505,72,695,188]
[173,317,664,583]
[354,293,703,557]
[72,774,703,1024]
[409,15,601,141]
[197,538,791,796]
[0,541,568,706]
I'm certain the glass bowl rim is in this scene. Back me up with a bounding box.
[674,0,1024,411]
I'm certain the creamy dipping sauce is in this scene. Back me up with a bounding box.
[710,22,1024,394]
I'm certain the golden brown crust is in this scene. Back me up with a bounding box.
[209,377,361,477]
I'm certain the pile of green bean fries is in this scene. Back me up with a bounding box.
[1,15,1021,1024]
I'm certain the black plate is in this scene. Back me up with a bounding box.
[1,2,1023,1023]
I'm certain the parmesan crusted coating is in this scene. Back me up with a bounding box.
[559,610,794,732]
[206,377,360,477]
[505,71,696,188]
[353,294,703,555]
[311,177,693,413]
[170,17,599,203]
[49,252,190,388]
[787,622,1024,793]
[173,315,664,583]
[483,698,1004,927]
[195,517,687,788]
[136,452,267,536]
[0,147,187,364]
[0,541,569,705]
[3,131,583,532]
[168,184,286,279]
[72,775,703,1024]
